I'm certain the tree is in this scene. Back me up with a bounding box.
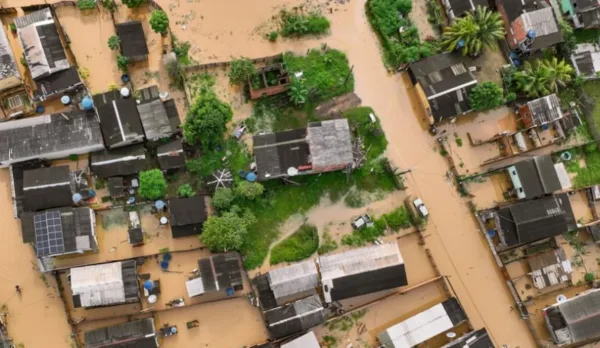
[138,169,166,200]
[212,187,234,210]
[289,77,309,105]
[228,57,256,85]
[149,10,169,35]
[469,81,504,111]
[100,0,116,12]
[107,35,120,50]
[397,0,412,15]
[122,0,145,8]
[201,211,255,251]
[116,54,129,72]
[442,6,504,56]
[513,58,573,97]
[585,272,595,282]
[557,20,576,58]
[177,184,195,198]
[235,181,264,200]
[183,93,233,148]
[77,0,96,10]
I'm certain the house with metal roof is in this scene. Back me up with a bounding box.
[408,53,477,123]
[562,0,600,28]
[84,318,157,348]
[70,260,140,308]
[527,248,572,290]
[571,43,600,79]
[169,195,207,238]
[440,328,494,348]
[543,288,600,345]
[116,21,149,62]
[0,111,105,168]
[21,165,88,212]
[254,260,319,310]
[95,97,145,149]
[264,294,325,339]
[157,139,186,171]
[0,315,13,348]
[319,242,407,303]
[496,0,563,55]
[378,298,467,348]
[21,207,97,258]
[135,85,180,141]
[281,331,320,348]
[495,193,576,249]
[185,252,243,297]
[90,144,148,178]
[442,0,490,21]
[253,119,354,181]
[507,155,562,200]
[0,21,21,93]
[518,94,564,128]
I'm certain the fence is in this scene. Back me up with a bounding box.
[183,54,283,75]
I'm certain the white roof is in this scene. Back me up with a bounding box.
[268,260,319,300]
[70,262,125,307]
[319,243,403,282]
[554,163,572,190]
[379,303,454,348]
[281,331,320,348]
[186,277,205,297]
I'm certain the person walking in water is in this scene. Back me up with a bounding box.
[15,285,21,294]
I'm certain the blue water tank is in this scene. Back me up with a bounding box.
[81,96,93,110]
[61,95,71,105]
[527,30,536,38]
[36,105,45,114]
[246,172,257,182]
[160,261,169,270]
[72,193,83,203]
[226,287,234,296]
[143,280,154,290]
[155,200,166,210]
[162,253,172,262]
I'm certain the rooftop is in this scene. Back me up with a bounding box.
[524,94,563,126]
[281,332,320,348]
[116,21,149,59]
[508,155,562,199]
[185,252,243,297]
[267,260,319,304]
[89,144,148,178]
[544,288,600,345]
[169,196,208,238]
[70,260,140,308]
[34,66,83,101]
[571,43,600,78]
[96,98,145,148]
[501,0,563,50]
[137,99,176,140]
[526,248,571,289]
[443,0,490,20]
[0,20,19,83]
[264,294,325,339]
[0,111,105,167]
[307,119,354,171]
[156,138,185,170]
[22,165,73,211]
[84,318,157,348]
[441,328,493,348]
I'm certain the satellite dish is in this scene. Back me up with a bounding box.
[446,332,456,339]
[287,167,299,176]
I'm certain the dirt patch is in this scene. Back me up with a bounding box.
[314,92,362,119]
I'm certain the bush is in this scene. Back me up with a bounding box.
[288,77,309,105]
[384,207,411,231]
[177,184,195,198]
[201,211,255,251]
[317,230,338,254]
[149,10,169,35]
[122,0,145,8]
[212,187,234,210]
[343,107,388,159]
[235,181,264,200]
[183,93,233,148]
[166,59,185,90]
[585,272,595,282]
[280,10,330,37]
[469,81,505,111]
[100,0,116,11]
[116,54,129,72]
[270,224,319,264]
[397,0,412,15]
[77,0,96,10]
[267,31,279,42]
[107,35,120,50]
[9,23,16,33]
[228,57,257,85]
[138,169,167,200]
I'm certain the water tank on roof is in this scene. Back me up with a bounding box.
[120,87,130,98]
[72,193,82,204]
[81,96,93,110]
[144,280,154,290]
[61,95,71,105]
[287,167,299,176]
[246,172,257,182]
[527,30,537,38]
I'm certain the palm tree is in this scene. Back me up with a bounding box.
[289,78,308,105]
[541,57,574,91]
[512,58,574,97]
[442,6,505,56]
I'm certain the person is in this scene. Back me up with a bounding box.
[15,285,20,293]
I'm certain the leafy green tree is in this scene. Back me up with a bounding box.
[177,184,195,198]
[442,6,504,56]
[149,10,169,35]
[469,81,504,111]
[267,31,279,42]
[585,272,595,282]
[100,0,116,12]
[557,20,576,58]
[212,187,234,210]
[122,0,145,8]
[77,0,96,10]
[183,93,233,148]
[201,211,255,251]
[289,77,309,105]
[116,54,129,72]
[228,57,256,85]
[397,0,412,15]
[138,169,167,200]
[235,181,264,200]
[107,35,120,50]
[513,58,573,97]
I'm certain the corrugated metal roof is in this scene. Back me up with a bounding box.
[559,289,600,343]
[281,332,320,348]
[268,260,318,300]
[71,260,138,308]
[307,119,354,170]
[319,243,404,281]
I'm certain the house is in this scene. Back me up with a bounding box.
[185,252,243,297]
[281,332,320,348]
[157,139,186,171]
[562,0,600,28]
[408,53,477,123]
[496,0,563,54]
[442,0,490,21]
[95,96,144,149]
[0,111,104,168]
[543,288,600,345]
[0,21,21,93]
[136,85,180,140]
[319,242,407,303]
[84,318,157,348]
[33,66,83,102]
[571,43,600,78]
[70,260,140,308]
[169,196,207,238]
[116,21,149,61]
[254,260,319,310]
[20,207,97,258]
[519,94,563,128]
[0,315,13,348]
[441,328,494,348]
[264,294,325,339]
[527,248,572,289]
[9,161,43,218]
[496,193,577,248]
[253,119,354,181]
[128,211,144,246]
[507,155,562,200]
[90,144,148,178]
[22,165,74,211]
[378,298,468,348]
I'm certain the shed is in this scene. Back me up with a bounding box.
[157,139,186,171]
[116,21,149,61]
[571,43,600,78]
[84,318,157,348]
[107,176,127,197]
[265,294,325,339]
[70,260,140,308]
[519,94,563,128]
[281,332,320,348]
[319,242,407,302]
[185,252,243,297]
[169,196,207,238]
[90,144,148,178]
[543,288,600,345]
[507,155,562,199]
[527,248,572,289]
[267,260,319,306]
[96,98,145,149]
[441,328,493,348]
[34,66,83,102]
[22,165,73,211]
[137,99,177,140]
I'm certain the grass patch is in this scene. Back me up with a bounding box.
[246,97,308,133]
[344,107,388,159]
[318,228,338,254]
[384,206,412,230]
[572,143,600,187]
[280,10,330,37]
[185,139,252,179]
[187,73,216,100]
[582,80,600,130]
[270,224,319,264]
[574,29,600,44]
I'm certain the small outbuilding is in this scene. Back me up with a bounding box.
[527,248,572,290]
[169,196,208,238]
[254,260,319,309]
[96,98,145,149]
[441,328,493,348]
[22,165,74,211]
[116,21,149,61]
[507,155,562,200]
[157,139,186,171]
[518,94,563,128]
[264,294,325,339]
[136,86,180,140]
[571,43,600,78]
[543,288,600,345]
[185,252,243,297]
[84,318,157,348]
[90,144,148,178]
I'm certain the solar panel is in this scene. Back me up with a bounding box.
[34,210,65,256]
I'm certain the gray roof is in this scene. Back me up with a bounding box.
[512,155,562,199]
[307,119,354,171]
[116,21,148,59]
[0,111,104,167]
[90,144,148,178]
[526,94,563,126]
[156,139,185,170]
[0,21,19,82]
[137,99,175,140]
[573,50,596,77]
[71,260,139,308]
[409,53,477,98]
[559,289,600,343]
[85,318,157,348]
[96,99,145,148]
[265,294,325,339]
[268,260,319,303]
[444,0,490,19]
[22,165,74,211]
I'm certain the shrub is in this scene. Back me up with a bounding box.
[201,211,255,251]
[317,230,338,254]
[469,81,505,111]
[384,207,411,230]
[228,57,257,85]
[116,54,129,72]
[267,31,279,42]
[397,0,412,15]
[9,23,16,33]
[235,181,264,200]
[107,35,120,50]
[270,224,319,264]
[165,59,185,90]
[100,0,116,11]
[585,272,595,282]
[183,93,233,148]
[122,0,145,8]
[138,169,167,200]
[149,10,169,35]
[177,184,195,198]
[288,77,308,105]
[212,187,234,210]
[280,10,330,37]
[77,0,96,10]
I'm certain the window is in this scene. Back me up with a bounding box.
[6,95,23,110]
